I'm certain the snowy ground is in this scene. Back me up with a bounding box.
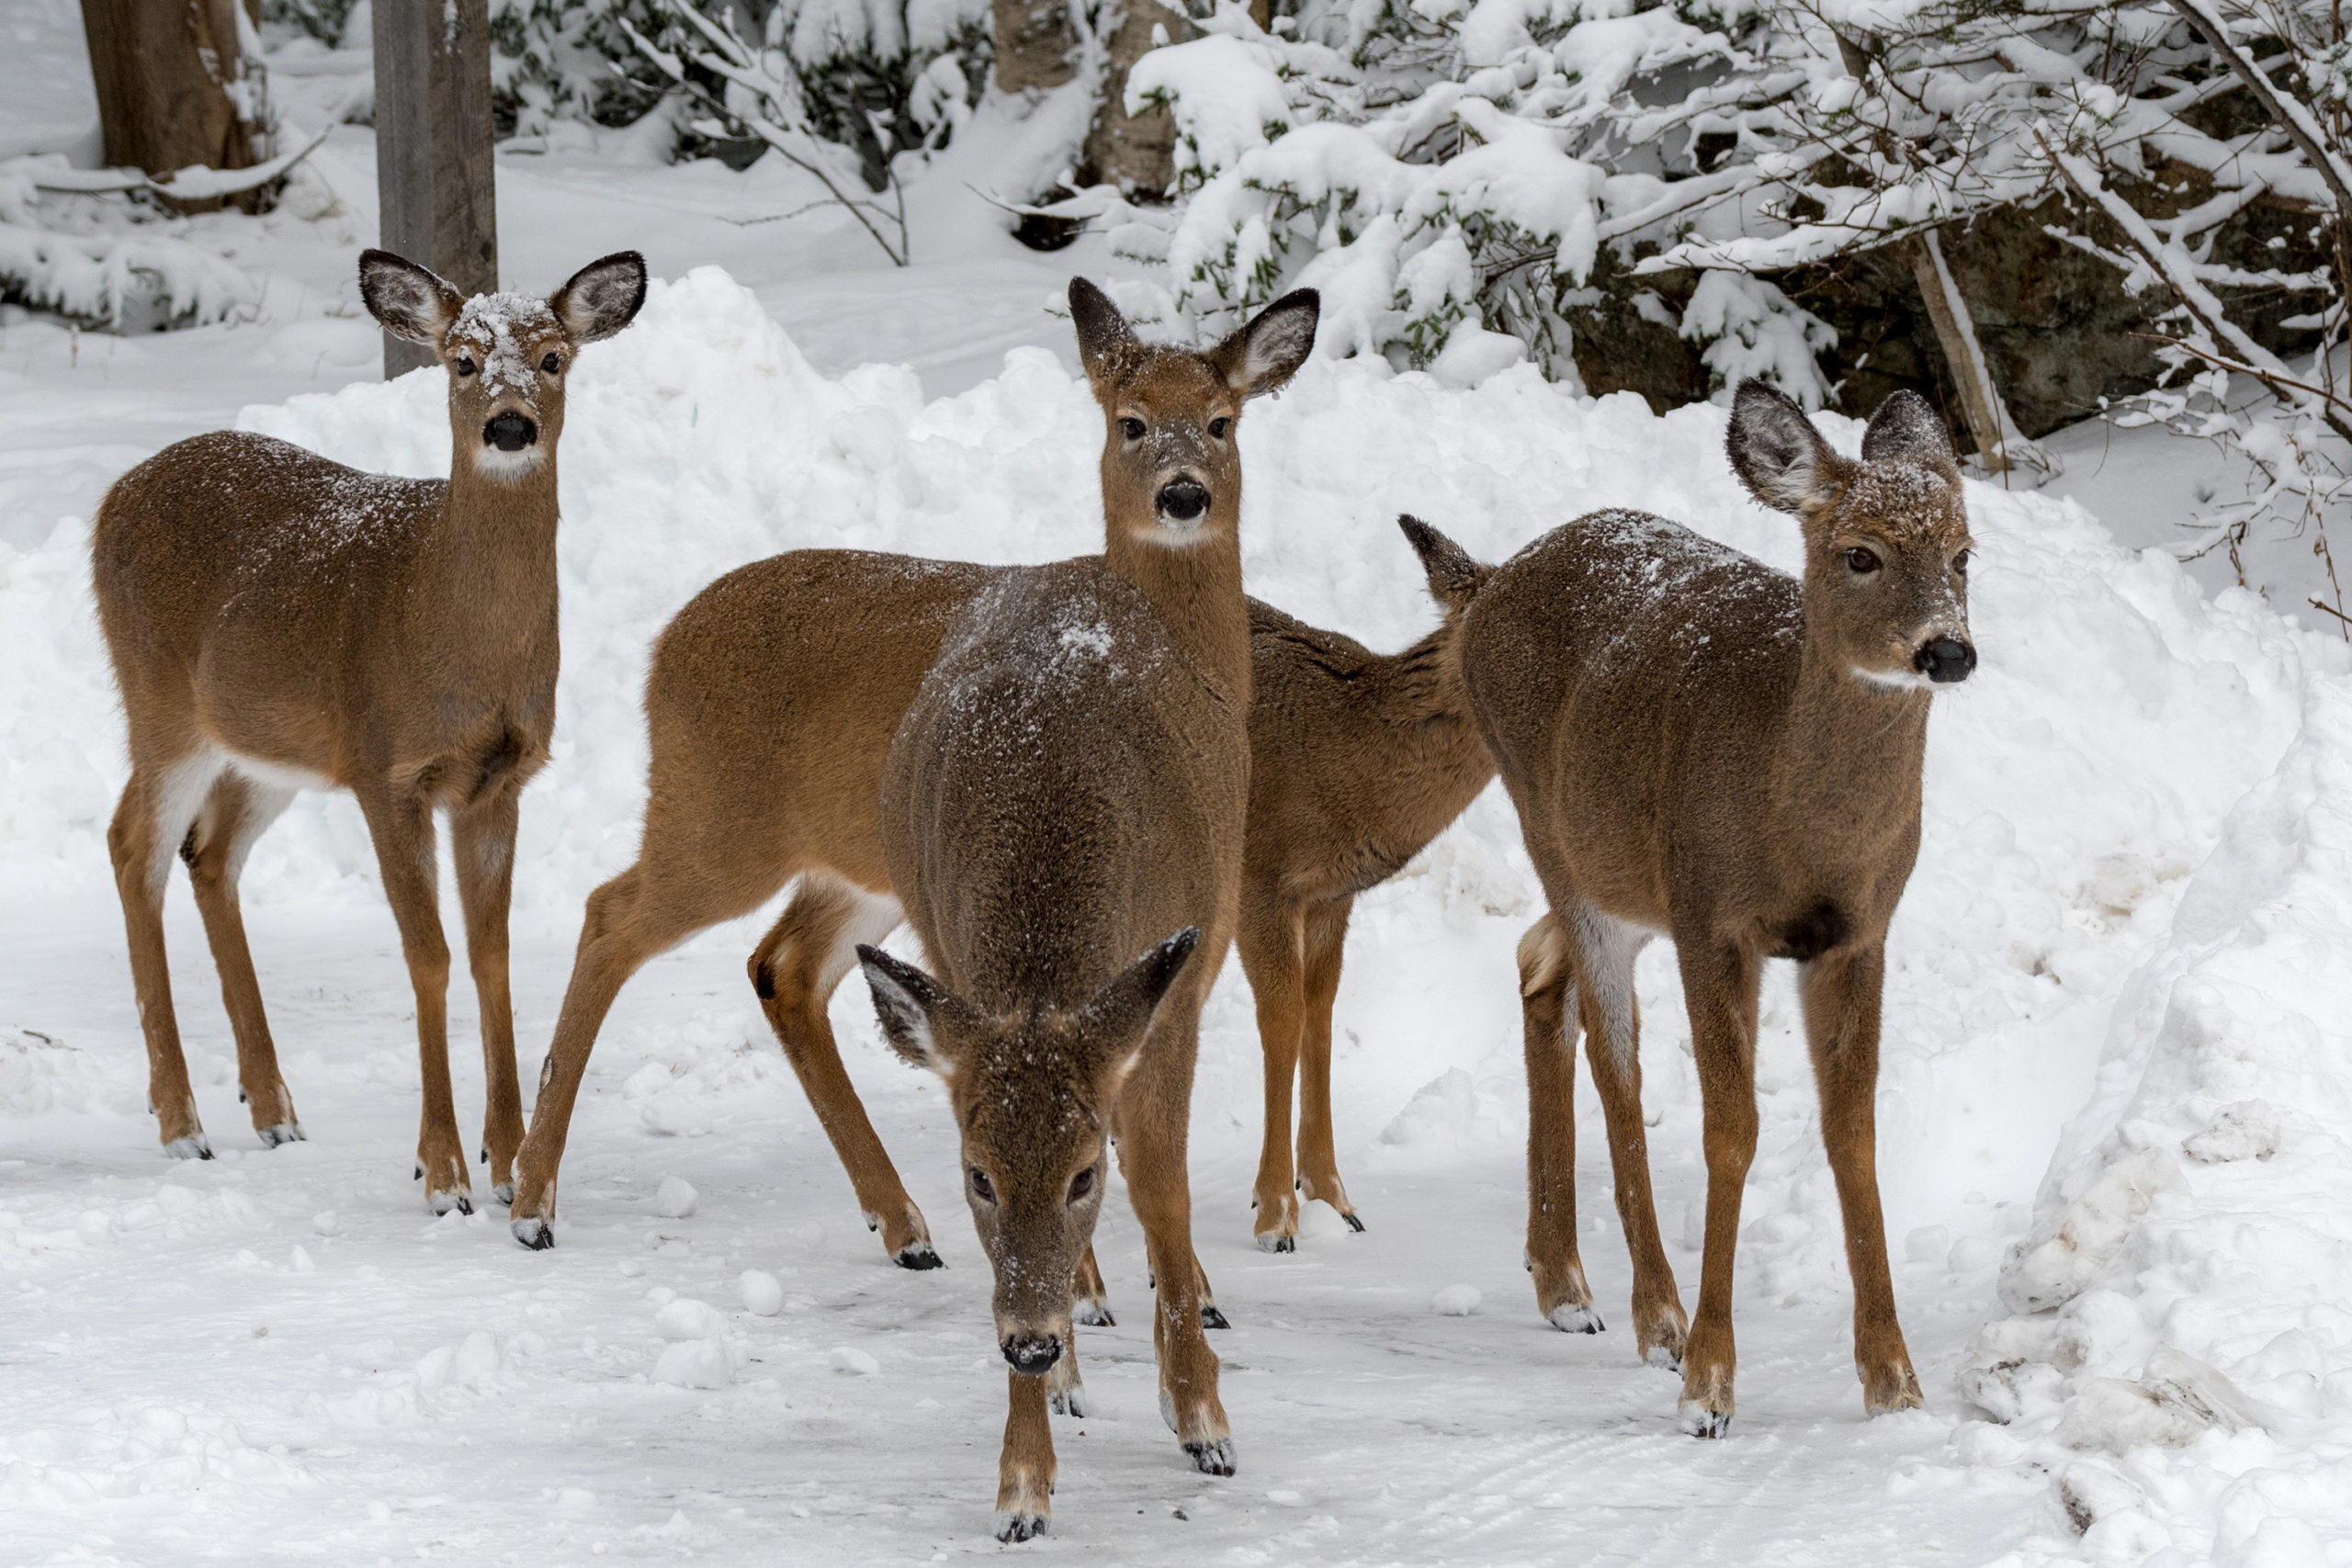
[6,5,2352,1563]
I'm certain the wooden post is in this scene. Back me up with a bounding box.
[371,0,498,378]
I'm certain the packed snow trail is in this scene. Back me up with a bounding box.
[4,270,2348,1563]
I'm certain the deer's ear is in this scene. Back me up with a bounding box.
[1726,378,1851,517]
[1397,514,1488,614]
[1860,389,1957,467]
[551,252,649,344]
[856,945,964,1078]
[1069,277,1136,386]
[1209,289,1319,398]
[358,250,463,347]
[1075,928,1198,1084]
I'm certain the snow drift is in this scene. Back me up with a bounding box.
[3,266,2349,1553]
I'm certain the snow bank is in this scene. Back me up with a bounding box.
[3,265,2350,1548]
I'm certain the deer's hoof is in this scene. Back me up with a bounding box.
[512,1216,554,1250]
[491,1182,516,1206]
[1200,1303,1230,1331]
[163,1134,213,1161]
[1048,1381,1088,1419]
[1679,1403,1734,1438]
[893,1243,944,1271]
[1183,1438,1237,1477]
[257,1122,305,1148]
[1865,1364,1926,1416]
[1073,1299,1114,1328]
[428,1189,473,1217]
[1343,1212,1366,1233]
[1256,1232,1295,1255]
[995,1510,1048,1543]
[1548,1302,1605,1335]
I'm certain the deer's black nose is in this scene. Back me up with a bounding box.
[1913,637,1976,683]
[1156,479,1210,522]
[1001,1333,1062,1375]
[484,412,537,451]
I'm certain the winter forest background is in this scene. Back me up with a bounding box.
[5,0,2352,1562]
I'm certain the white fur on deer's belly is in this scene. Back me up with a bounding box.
[224,750,335,795]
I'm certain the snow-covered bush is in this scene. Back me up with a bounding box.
[624,0,988,263]
[0,158,262,330]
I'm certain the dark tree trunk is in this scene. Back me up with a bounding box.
[78,0,260,201]
[991,0,1077,94]
[1083,0,1187,197]
[371,0,499,378]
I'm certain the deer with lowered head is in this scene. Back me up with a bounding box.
[91,247,647,1213]
[844,278,1319,1540]
[1456,379,1975,1437]
[506,285,1345,1292]
[501,497,1488,1280]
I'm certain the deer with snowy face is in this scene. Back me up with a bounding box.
[841,280,1317,1541]
[91,248,646,1211]
[1456,379,1974,1437]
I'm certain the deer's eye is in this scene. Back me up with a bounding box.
[1952,548,1972,575]
[1844,547,1882,575]
[1068,1167,1095,1204]
[541,353,563,375]
[1208,417,1230,440]
[455,356,478,378]
[1119,416,1146,441]
[968,1167,996,1203]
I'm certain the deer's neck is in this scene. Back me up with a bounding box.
[1772,626,1931,842]
[419,457,563,670]
[1102,510,1251,707]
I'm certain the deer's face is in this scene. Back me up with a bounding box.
[855,931,1198,1377]
[358,250,649,487]
[1067,279,1320,547]
[1725,382,1977,691]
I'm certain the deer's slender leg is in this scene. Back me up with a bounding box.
[1675,936,1761,1438]
[996,1366,1056,1541]
[1518,911,1599,1332]
[1114,984,1232,1474]
[1295,894,1359,1228]
[183,771,301,1145]
[512,840,790,1247]
[107,751,222,1158]
[1046,1324,1088,1418]
[1562,903,1685,1365]
[354,784,468,1213]
[1073,1246,1113,1326]
[450,784,526,1203]
[1803,942,1923,1416]
[1237,888,1305,1251]
[749,874,935,1268]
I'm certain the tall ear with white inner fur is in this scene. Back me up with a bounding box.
[856,945,957,1078]
[1211,289,1320,399]
[358,250,464,347]
[1725,378,1851,518]
[1076,927,1199,1085]
[550,251,650,344]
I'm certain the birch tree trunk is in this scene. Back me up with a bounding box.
[1908,229,2056,485]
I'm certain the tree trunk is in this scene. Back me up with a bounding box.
[991,0,1078,94]
[1083,0,1188,197]
[1908,229,2055,485]
[372,0,499,378]
[78,0,260,202]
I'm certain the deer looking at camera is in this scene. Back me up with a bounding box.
[1238,514,1494,1250]
[91,248,648,1212]
[846,280,1319,1540]
[507,285,1319,1289]
[1456,379,1975,1437]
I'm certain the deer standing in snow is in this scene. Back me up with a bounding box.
[1456,380,1975,1436]
[502,491,1489,1279]
[91,249,647,1212]
[846,278,1318,1539]
[1238,515,1494,1250]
